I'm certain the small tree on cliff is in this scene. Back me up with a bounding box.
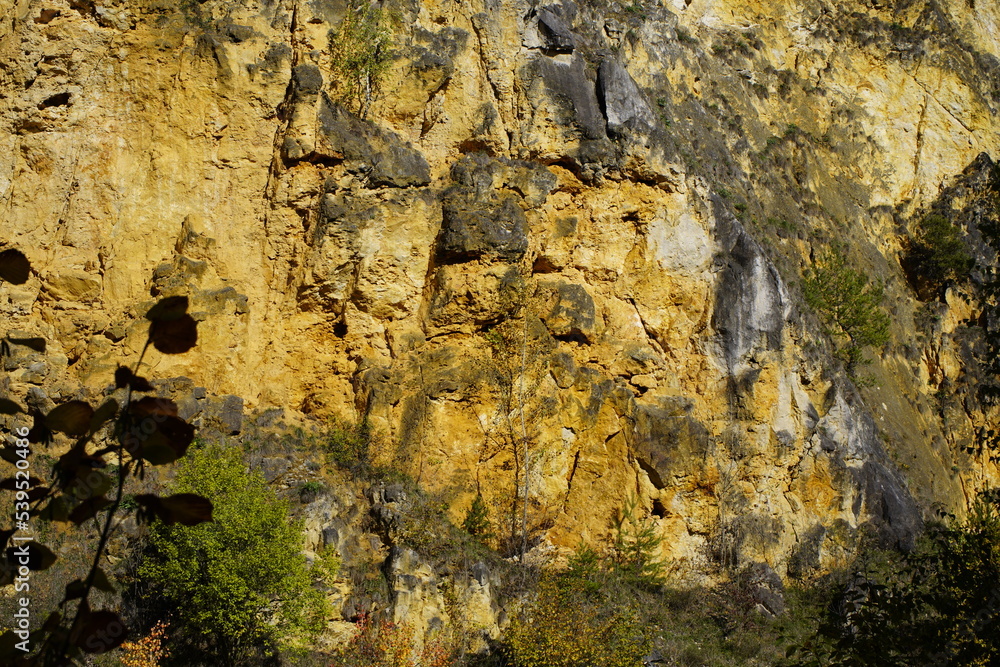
[328,0,393,117]
[803,249,890,372]
[480,275,551,560]
[139,441,327,664]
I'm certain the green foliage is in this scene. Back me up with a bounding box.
[910,213,974,289]
[382,482,490,567]
[789,491,1000,666]
[803,249,891,370]
[328,0,393,117]
[676,27,697,44]
[479,277,551,559]
[326,418,374,471]
[299,480,324,495]
[612,494,668,589]
[119,493,139,512]
[0,294,209,665]
[504,570,649,667]
[766,216,797,234]
[314,547,342,588]
[623,3,648,20]
[462,493,495,544]
[332,613,457,667]
[564,543,604,596]
[139,442,327,663]
[491,540,823,666]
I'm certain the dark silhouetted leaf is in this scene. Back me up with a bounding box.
[0,446,22,465]
[47,401,94,436]
[89,398,118,433]
[0,476,43,490]
[65,578,88,601]
[54,445,107,496]
[87,471,113,497]
[135,493,213,526]
[133,494,159,524]
[64,569,114,600]
[114,366,154,391]
[140,444,177,466]
[27,411,52,445]
[0,248,30,285]
[130,397,178,418]
[27,485,50,502]
[149,314,198,354]
[41,611,62,632]
[145,295,189,322]
[0,398,22,415]
[37,495,73,522]
[0,530,12,553]
[0,630,23,662]
[160,493,214,525]
[72,608,128,654]
[142,416,195,465]
[91,567,114,592]
[69,496,113,525]
[6,541,57,571]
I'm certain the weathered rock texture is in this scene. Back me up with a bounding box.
[4,0,1000,639]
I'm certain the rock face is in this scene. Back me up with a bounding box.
[3,0,1000,641]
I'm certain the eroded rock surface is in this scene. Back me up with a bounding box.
[3,0,1000,648]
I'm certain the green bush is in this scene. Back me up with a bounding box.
[462,493,495,545]
[503,569,649,667]
[332,613,458,667]
[326,418,374,471]
[612,494,668,589]
[328,0,393,117]
[139,441,327,664]
[299,480,324,494]
[491,537,826,667]
[909,213,973,290]
[789,491,1000,666]
[803,249,891,370]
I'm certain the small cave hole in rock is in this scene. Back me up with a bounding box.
[652,499,667,518]
[38,92,71,109]
[553,331,590,345]
[333,321,348,337]
[532,256,559,273]
[35,9,60,24]
[457,138,494,154]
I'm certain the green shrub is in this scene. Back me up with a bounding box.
[676,27,697,44]
[789,491,1000,666]
[494,540,819,666]
[462,493,495,545]
[139,442,327,664]
[909,213,973,289]
[326,418,374,471]
[299,480,324,494]
[803,249,891,370]
[504,571,649,667]
[332,614,457,667]
[612,494,668,589]
[328,0,393,117]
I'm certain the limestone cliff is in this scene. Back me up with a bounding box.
[3,0,1000,635]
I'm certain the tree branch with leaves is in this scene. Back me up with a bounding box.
[0,247,212,666]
